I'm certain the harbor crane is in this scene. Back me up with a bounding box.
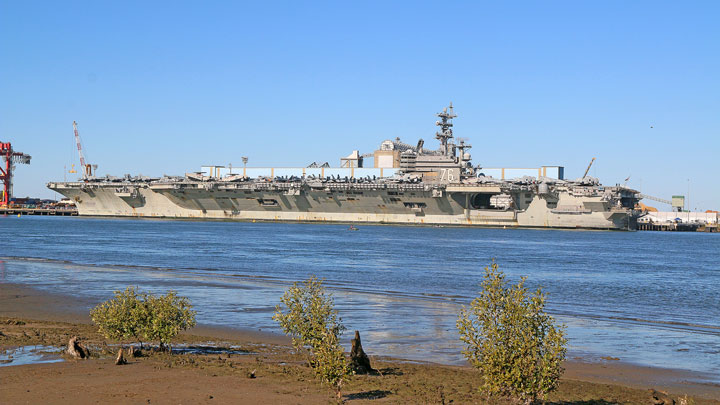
[0,142,31,206]
[73,121,97,179]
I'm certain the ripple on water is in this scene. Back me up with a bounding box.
[1,217,719,381]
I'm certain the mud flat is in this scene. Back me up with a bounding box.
[1,283,718,403]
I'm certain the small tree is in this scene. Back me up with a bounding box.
[144,291,196,349]
[273,276,350,398]
[457,261,567,405]
[91,287,196,351]
[144,291,197,350]
[90,286,150,347]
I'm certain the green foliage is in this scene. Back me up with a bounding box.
[144,291,197,348]
[90,286,150,346]
[273,276,350,397]
[457,261,568,405]
[90,286,196,350]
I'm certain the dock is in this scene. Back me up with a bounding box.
[637,211,719,232]
[1,207,77,216]
[637,222,718,232]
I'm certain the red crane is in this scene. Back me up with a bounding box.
[0,142,31,207]
[73,121,96,179]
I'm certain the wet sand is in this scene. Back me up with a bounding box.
[0,282,291,345]
[1,282,719,402]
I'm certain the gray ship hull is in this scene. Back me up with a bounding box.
[51,105,640,230]
[47,181,636,230]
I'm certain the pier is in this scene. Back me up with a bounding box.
[637,211,719,232]
[637,222,718,232]
[0,207,77,216]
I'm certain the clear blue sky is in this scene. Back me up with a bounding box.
[2,1,718,210]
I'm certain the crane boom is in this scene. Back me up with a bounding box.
[582,157,596,178]
[73,121,96,178]
[73,121,86,168]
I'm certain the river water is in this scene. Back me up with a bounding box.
[1,216,718,380]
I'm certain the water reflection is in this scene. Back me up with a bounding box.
[0,345,63,367]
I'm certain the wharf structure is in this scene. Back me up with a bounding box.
[0,198,78,216]
[637,211,719,232]
[0,206,78,216]
[47,105,641,230]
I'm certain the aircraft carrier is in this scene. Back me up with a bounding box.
[47,105,641,230]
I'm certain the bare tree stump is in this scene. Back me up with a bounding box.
[67,336,88,359]
[650,389,675,405]
[350,330,375,374]
[115,348,127,365]
[127,346,141,358]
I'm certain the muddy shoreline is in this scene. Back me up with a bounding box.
[1,282,719,403]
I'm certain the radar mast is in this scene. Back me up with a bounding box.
[435,103,456,156]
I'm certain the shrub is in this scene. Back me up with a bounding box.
[91,287,196,351]
[144,291,197,350]
[90,286,150,347]
[273,276,350,398]
[457,261,567,405]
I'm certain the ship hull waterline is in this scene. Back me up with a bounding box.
[48,182,636,231]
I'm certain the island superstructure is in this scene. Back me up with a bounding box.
[47,105,641,230]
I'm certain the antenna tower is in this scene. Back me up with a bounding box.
[435,103,457,156]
